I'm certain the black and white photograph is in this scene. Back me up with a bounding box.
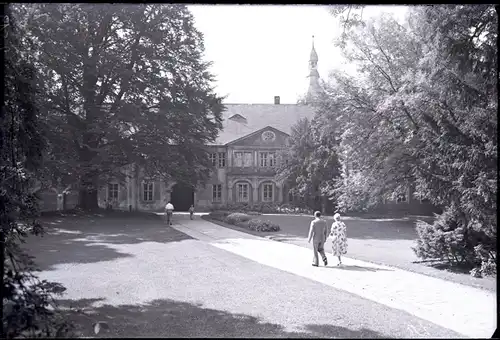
[1,4,497,338]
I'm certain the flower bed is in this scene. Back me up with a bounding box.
[207,211,281,232]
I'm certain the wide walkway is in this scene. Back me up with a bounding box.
[173,218,496,339]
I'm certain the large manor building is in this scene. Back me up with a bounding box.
[37,38,437,215]
[96,39,323,212]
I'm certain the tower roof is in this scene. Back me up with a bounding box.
[310,36,318,62]
[306,35,322,104]
[309,68,319,78]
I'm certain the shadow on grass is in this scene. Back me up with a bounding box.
[56,298,390,338]
[24,213,193,271]
[324,265,393,272]
[254,215,420,241]
[428,262,475,275]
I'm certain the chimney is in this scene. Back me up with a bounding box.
[274,96,280,105]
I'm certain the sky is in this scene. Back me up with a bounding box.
[188,5,409,104]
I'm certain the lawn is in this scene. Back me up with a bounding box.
[205,213,496,292]
[26,211,192,271]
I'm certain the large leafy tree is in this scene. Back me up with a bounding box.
[276,116,341,212]
[320,5,497,274]
[408,5,497,275]
[2,6,71,337]
[318,12,424,210]
[276,118,315,200]
[13,4,224,209]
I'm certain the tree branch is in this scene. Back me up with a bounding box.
[370,26,395,77]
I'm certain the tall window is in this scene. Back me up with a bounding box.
[143,182,154,202]
[259,152,268,167]
[218,152,226,167]
[234,152,253,167]
[263,183,273,202]
[212,184,222,202]
[209,153,217,166]
[234,152,243,167]
[108,183,118,200]
[269,153,276,167]
[259,152,276,167]
[237,183,249,202]
[243,152,253,167]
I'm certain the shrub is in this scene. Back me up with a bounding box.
[413,205,496,277]
[247,219,281,232]
[224,212,252,225]
[208,210,231,222]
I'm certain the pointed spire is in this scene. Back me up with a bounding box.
[310,35,318,62]
[306,35,322,104]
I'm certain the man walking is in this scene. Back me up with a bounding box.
[165,201,174,226]
[188,204,195,220]
[308,211,328,267]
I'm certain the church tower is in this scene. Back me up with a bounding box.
[306,35,323,104]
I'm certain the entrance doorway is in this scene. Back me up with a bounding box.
[170,183,195,212]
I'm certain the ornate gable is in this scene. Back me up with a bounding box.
[228,126,289,148]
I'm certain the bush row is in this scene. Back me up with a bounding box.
[210,202,313,215]
[208,211,280,232]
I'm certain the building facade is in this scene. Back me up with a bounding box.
[96,38,321,212]
[95,38,439,215]
[98,103,316,212]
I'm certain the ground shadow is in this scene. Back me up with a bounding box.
[428,262,474,275]
[260,215,420,241]
[56,297,391,338]
[342,219,419,241]
[24,213,193,271]
[323,265,393,272]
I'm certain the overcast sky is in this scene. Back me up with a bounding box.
[188,5,408,104]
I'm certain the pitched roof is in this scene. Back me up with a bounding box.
[210,103,316,145]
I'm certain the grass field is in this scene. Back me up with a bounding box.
[204,213,496,292]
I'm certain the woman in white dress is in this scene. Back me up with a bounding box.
[330,213,348,265]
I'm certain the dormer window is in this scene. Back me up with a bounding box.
[228,114,247,124]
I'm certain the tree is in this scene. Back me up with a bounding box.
[328,5,366,47]
[318,5,497,275]
[276,116,341,212]
[1,6,71,337]
[317,12,424,209]
[276,118,315,203]
[407,5,497,276]
[13,4,224,209]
